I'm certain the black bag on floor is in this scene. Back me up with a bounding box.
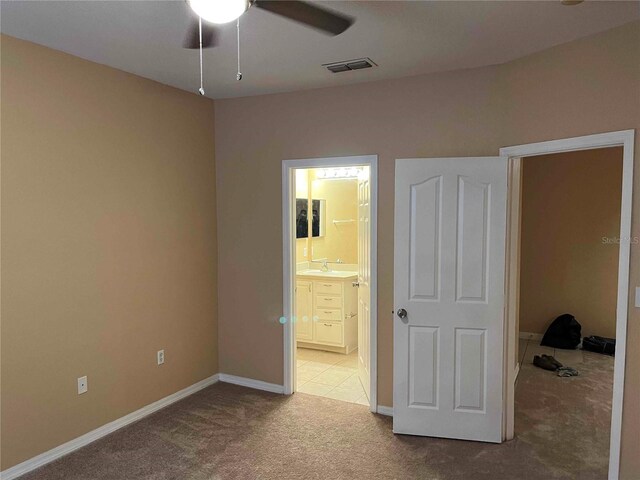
[582,335,616,355]
[540,313,581,350]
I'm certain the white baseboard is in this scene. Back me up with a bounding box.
[376,405,393,416]
[0,374,220,480]
[519,331,543,342]
[218,373,284,394]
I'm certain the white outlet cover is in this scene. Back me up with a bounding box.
[157,350,165,365]
[635,287,640,308]
[77,376,88,395]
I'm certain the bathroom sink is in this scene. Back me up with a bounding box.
[297,269,358,279]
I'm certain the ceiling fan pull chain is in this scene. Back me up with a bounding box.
[236,18,243,81]
[198,15,205,95]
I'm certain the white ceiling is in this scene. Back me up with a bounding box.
[1,1,638,99]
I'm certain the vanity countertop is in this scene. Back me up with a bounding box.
[296,269,358,280]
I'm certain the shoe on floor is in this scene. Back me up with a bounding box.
[533,355,559,371]
[557,366,579,377]
[541,354,563,369]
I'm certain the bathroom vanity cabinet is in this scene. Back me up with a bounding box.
[295,274,358,354]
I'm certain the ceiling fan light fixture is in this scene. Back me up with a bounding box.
[189,0,249,24]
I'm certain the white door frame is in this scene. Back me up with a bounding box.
[282,155,378,412]
[500,130,635,480]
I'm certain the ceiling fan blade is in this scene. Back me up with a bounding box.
[253,0,354,36]
[183,16,218,49]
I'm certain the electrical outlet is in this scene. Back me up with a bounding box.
[303,247,307,257]
[157,349,165,365]
[77,376,88,395]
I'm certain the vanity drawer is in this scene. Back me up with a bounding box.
[316,295,342,309]
[314,281,342,295]
[315,307,342,322]
[315,322,343,345]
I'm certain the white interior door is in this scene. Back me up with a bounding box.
[393,157,507,443]
[357,169,371,400]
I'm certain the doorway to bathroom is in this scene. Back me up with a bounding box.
[282,155,377,411]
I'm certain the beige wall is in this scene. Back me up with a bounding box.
[1,35,218,470]
[216,63,505,393]
[310,173,358,265]
[519,148,623,338]
[215,21,640,477]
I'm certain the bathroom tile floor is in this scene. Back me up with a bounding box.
[296,347,368,405]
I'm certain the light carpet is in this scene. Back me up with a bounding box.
[20,349,613,479]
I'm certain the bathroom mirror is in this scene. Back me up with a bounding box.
[296,198,325,239]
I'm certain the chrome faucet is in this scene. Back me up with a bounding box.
[311,258,343,272]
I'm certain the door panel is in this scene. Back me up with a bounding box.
[456,177,490,302]
[393,157,507,443]
[454,328,486,412]
[409,176,442,301]
[408,326,439,408]
[357,170,371,400]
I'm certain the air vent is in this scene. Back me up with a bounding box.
[327,64,351,73]
[323,57,377,74]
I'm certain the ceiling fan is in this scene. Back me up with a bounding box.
[183,0,355,49]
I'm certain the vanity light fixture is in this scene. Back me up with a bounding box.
[317,167,363,179]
